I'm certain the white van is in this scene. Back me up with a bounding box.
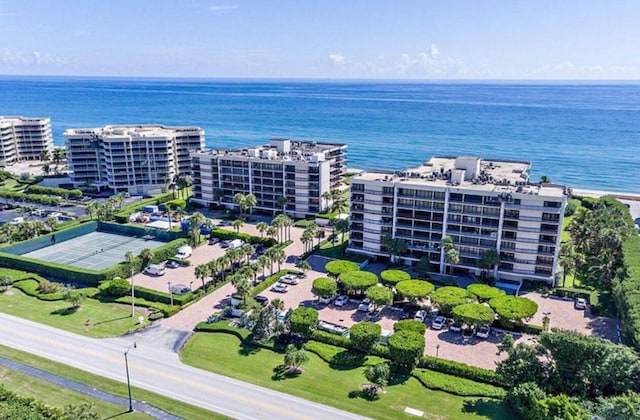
[174,245,193,259]
[144,264,166,276]
[227,239,245,250]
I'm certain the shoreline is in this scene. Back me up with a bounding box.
[571,188,640,201]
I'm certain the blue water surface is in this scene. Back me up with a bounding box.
[1,76,639,192]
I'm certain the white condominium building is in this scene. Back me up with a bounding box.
[348,156,568,285]
[191,139,347,218]
[0,116,54,165]
[64,125,204,195]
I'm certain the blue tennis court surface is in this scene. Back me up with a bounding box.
[22,231,166,271]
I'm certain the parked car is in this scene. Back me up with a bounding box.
[271,283,288,293]
[318,296,332,304]
[279,274,300,285]
[333,295,349,307]
[165,260,181,269]
[432,316,446,330]
[413,309,428,323]
[174,245,193,259]
[575,297,587,310]
[357,298,371,312]
[254,295,269,306]
[449,321,463,332]
[143,264,166,276]
[208,237,220,245]
[476,325,491,339]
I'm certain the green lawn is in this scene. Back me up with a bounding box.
[181,333,512,420]
[0,288,146,338]
[0,365,150,419]
[0,344,229,420]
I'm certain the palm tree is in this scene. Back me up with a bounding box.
[264,248,276,274]
[217,255,231,282]
[194,264,211,289]
[276,195,288,215]
[244,193,257,217]
[446,247,460,276]
[558,242,577,287]
[321,190,332,211]
[232,275,252,305]
[284,345,309,374]
[271,215,284,243]
[42,163,51,176]
[232,219,244,233]
[256,221,269,237]
[233,193,247,218]
[363,362,390,395]
[297,260,311,277]
[281,215,293,241]
[301,229,314,253]
[39,149,50,162]
[257,255,270,279]
[241,243,255,264]
[275,248,286,272]
[208,259,221,284]
[213,188,225,205]
[477,249,500,281]
[335,218,349,245]
[266,225,278,243]
[139,248,153,269]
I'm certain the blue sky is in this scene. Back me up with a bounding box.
[1,0,638,79]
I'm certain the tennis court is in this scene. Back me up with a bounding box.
[22,231,166,271]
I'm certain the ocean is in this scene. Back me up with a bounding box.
[1,76,639,193]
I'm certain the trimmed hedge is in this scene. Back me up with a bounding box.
[133,285,198,306]
[615,234,640,350]
[394,319,427,335]
[325,260,360,277]
[412,369,506,398]
[380,269,411,286]
[339,270,378,294]
[12,278,100,301]
[195,320,252,341]
[418,356,505,387]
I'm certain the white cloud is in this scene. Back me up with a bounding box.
[208,5,238,12]
[32,51,41,64]
[329,53,345,65]
[430,43,439,60]
[1,48,67,67]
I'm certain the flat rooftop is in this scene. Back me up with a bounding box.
[0,116,49,125]
[196,138,346,163]
[64,124,203,139]
[355,156,566,197]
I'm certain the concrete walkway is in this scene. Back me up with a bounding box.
[0,356,184,420]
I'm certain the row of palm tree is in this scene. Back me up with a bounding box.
[321,188,348,213]
[40,148,67,176]
[233,193,258,219]
[256,214,294,243]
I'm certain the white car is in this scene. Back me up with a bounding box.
[476,325,491,339]
[575,298,587,310]
[143,264,165,276]
[357,299,371,312]
[279,274,300,285]
[432,316,446,330]
[333,295,349,307]
[271,283,288,293]
[414,310,427,323]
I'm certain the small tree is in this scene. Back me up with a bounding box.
[489,295,538,325]
[395,280,435,302]
[387,330,425,369]
[467,284,506,302]
[64,288,85,310]
[339,271,378,295]
[393,319,426,335]
[452,303,495,330]
[312,277,338,299]
[297,260,312,277]
[349,322,382,353]
[283,344,309,374]
[497,333,516,355]
[365,285,393,309]
[325,260,359,278]
[430,286,475,316]
[380,269,410,286]
[363,362,390,396]
[477,249,500,281]
[290,307,319,338]
[103,278,131,297]
[414,257,434,279]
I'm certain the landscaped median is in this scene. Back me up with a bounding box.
[186,322,512,420]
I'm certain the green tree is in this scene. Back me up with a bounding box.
[445,247,460,276]
[276,195,288,215]
[335,218,349,246]
[256,221,269,237]
[497,333,515,355]
[393,319,426,335]
[194,264,211,289]
[103,278,131,297]
[139,248,153,269]
[325,260,359,277]
[283,345,309,374]
[395,280,435,302]
[349,322,381,352]
[387,330,425,368]
[339,270,378,295]
[414,257,434,279]
[477,249,500,281]
[232,218,244,233]
[290,307,319,338]
[365,285,393,309]
[497,342,551,387]
[506,382,548,420]
[64,287,86,309]
[312,277,338,299]
[381,233,407,264]
[231,275,251,306]
[363,362,391,396]
[452,303,495,330]
[297,260,312,277]
[380,269,411,286]
[467,284,506,302]
[489,295,538,325]
[430,286,475,316]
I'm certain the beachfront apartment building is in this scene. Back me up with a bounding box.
[191,139,347,218]
[0,116,54,166]
[64,124,204,195]
[348,156,568,286]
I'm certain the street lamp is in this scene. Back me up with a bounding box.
[189,281,194,292]
[168,281,173,306]
[123,342,137,412]
[435,344,441,361]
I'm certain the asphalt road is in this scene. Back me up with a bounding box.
[0,313,369,420]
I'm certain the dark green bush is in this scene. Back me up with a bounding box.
[310,329,351,348]
[102,278,131,297]
[195,320,252,341]
[412,368,506,398]
[418,356,505,386]
[380,269,411,286]
[580,196,598,210]
[325,260,360,277]
[387,330,425,367]
[394,319,427,335]
[349,322,381,352]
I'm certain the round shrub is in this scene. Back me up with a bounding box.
[388,330,425,367]
[489,296,538,323]
[365,285,393,308]
[312,277,338,299]
[102,278,131,297]
[290,307,319,338]
[467,284,506,302]
[349,322,382,352]
[452,303,495,327]
[325,260,360,277]
[396,280,435,300]
[339,271,378,294]
[380,269,411,286]
[394,319,427,335]
[431,286,476,316]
